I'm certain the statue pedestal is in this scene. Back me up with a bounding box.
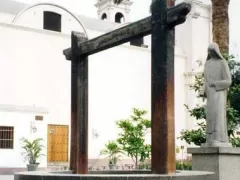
[188,147,240,180]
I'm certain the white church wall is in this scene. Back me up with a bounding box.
[0,23,71,167]
[0,110,48,168]
[175,51,188,135]
[188,2,211,131]
[0,12,15,23]
[0,13,188,167]
[13,4,86,35]
[88,45,151,158]
[175,0,211,132]
[87,29,108,39]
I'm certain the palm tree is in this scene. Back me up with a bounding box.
[211,0,230,54]
[114,0,231,53]
[100,141,122,166]
[21,138,45,165]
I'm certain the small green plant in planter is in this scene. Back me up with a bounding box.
[138,159,151,170]
[100,140,122,170]
[176,159,192,170]
[21,137,45,171]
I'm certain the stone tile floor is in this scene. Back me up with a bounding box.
[0,175,13,180]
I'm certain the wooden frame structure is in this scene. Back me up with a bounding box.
[63,0,191,174]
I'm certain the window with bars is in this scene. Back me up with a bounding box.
[0,126,14,149]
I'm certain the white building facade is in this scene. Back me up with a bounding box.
[0,0,211,172]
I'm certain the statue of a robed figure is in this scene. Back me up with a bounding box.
[200,43,232,147]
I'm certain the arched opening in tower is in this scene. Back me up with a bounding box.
[115,12,125,23]
[101,13,107,20]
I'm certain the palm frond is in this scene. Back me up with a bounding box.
[99,140,122,164]
[20,137,45,164]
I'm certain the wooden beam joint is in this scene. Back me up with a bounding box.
[167,2,191,28]
[63,2,191,60]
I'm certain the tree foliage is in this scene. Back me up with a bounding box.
[116,108,151,168]
[179,55,240,147]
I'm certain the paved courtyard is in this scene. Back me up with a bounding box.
[0,175,13,180]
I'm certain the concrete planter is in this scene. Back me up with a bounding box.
[109,164,117,170]
[27,164,38,171]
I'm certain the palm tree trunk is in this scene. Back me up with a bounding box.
[211,0,230,54]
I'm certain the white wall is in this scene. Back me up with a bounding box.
[0,23,71,167]
[0,110,48,168]
[0,21,189,166]
[0,12,15,23]
[175,0,211,132]
[13,4,86,35]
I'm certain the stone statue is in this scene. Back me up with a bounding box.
[201,43,232,147]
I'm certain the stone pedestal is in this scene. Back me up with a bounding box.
[188,147,240,180]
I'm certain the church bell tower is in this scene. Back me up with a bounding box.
[95,0,133,23]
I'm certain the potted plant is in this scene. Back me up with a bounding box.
[21,137,45,171]
[100,140,122,170]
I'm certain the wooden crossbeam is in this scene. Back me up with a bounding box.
[63,2,191,59]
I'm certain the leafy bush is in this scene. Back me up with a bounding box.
[116,108,151,168]
[176,159,192,170]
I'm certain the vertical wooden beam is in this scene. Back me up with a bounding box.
[77,39,89,174]
[70,32,79,173]
[151,0,176,174]
[71,32,89,174]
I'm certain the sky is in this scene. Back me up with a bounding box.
[15,0,240,57]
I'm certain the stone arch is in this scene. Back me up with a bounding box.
[115,12,125,23]
[101,13,107,20]
[12,2,88,38]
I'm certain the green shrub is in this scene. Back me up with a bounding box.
[176,159,192,170]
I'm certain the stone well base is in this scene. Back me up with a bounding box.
[14,170,213,180]
[188,147,240,180]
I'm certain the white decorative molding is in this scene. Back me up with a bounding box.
[0,22,71,39]
[184,71,203,76]
[192,12,201,19]
[0,104,49,114]
[184,0,212,9]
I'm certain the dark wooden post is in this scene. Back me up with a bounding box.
[70,32,78,173]
[71,32,89,174]
[151,0,176,174]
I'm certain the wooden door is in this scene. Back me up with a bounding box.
[47,125,69,162]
